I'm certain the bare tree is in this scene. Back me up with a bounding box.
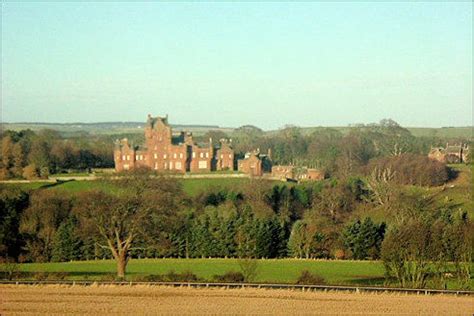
[74,175,182,279]
[365,167,396,206]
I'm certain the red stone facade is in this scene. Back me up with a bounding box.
[114,115,235,173]
[237,149,272,176]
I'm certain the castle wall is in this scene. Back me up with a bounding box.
[114,115,232,174]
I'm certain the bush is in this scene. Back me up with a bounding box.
[238,258,259,282]
[213,271,245,283]
[47,271,69,280]
[33,272,49,281]
[163,270,199,282]
[133,274,164,282]
[99,273,118,281]
[296,270,326,285]
[0,258,20,280]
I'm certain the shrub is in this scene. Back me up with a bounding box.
[33,272,49,281]
[133,274,164,282]
[296,270,326,285]
[47,271,69,280]
[0,257,20,280]
[99,273,118,282]
[164,270,199,282]
[333,249,345,260]
[238,258,259,282]
[22,164,39,180]
[213,271,245,283]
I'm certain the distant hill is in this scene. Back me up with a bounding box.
[1,122,472,139]
[1,122,235,137]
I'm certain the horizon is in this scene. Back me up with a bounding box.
[2,118,473,131]
[2,2,473,129]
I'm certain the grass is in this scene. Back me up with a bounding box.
[12,258,474,289]
[17,258,385,285]
[2,177,277,196]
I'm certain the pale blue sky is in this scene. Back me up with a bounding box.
[1,2,472,129]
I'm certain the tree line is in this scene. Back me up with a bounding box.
[0,129,114,179]
[1,169,471,288]
[1,119,471,180]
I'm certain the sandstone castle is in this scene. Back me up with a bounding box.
[114,114,325,181]
[114,115,234,173]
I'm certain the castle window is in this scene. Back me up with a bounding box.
[164,162,168,169]
[198,161,207,169]
[164,154,167,159]
[200,153,204,158]
[179,153,183,159]
[122,155,126,161]
[170,161,174,169]
[220,154,223,159]
[229,154,232,158]
[154,153,158,159]
[205,152,209,158]
[175,162,182,170]
[192,152,196,158]
[126,155,130,161]
[173,153,177,159]
[154,163,158,170]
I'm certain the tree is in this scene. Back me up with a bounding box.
[51,216,82,262]
[20,191,73,262]
[0,187,29,260]
[73,175,183,278]
[343,218,385,259]
[1,136,14,179]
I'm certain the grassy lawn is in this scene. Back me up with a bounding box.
[12,258,474,289]
[18,259,385,285]
[2,177,276,196]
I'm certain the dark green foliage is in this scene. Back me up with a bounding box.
[0,187,29,260]
[51,216,82,262]
[343,218,386,260]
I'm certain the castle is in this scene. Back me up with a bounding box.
[114,115,234,173]
[114,114,326,181]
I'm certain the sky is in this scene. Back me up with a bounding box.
[1,2,472,130]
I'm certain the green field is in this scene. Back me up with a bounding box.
[3,177,277,197]
[15,259,386,285]
[10,258,474,289]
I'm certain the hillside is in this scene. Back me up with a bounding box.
[2,122,473,139]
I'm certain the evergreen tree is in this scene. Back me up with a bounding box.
[51,217,82,262]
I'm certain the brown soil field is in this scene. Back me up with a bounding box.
[0,285,472,315]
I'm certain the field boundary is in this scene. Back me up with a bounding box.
[0,280,472,296]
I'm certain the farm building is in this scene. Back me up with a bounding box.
[428,143,470,164]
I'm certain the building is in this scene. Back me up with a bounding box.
[271,165,325,182]
[428,143,470,164]
[271,165,295,180]
[237,149,272,176]
[114,115,235,173]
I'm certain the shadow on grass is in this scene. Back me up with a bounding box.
[39,179,75,190]
[344,276,387,287]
